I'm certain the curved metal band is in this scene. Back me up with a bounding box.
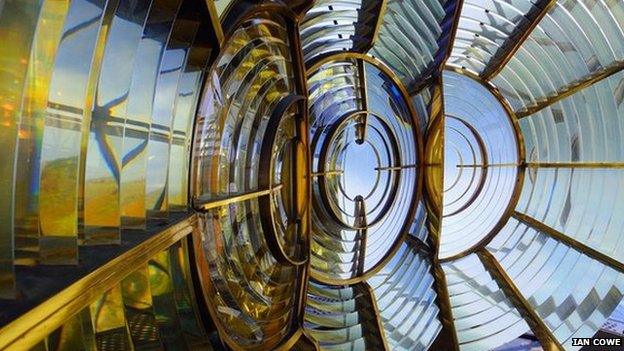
[314,110,401,230]
[442,115,489,218]
[307,55,424,286]
[438,66,526,262]
[259,94,308,266]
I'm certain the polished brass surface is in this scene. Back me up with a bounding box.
[423,74,444,252]
[193,185,283,211]
[422,73,459,351]
[0,215,197,350]
[429,261,459,351]
[478,249,564,351]
[205,0,224,46]
[363,282,390,351]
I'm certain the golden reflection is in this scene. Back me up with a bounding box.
[0,0,46,296]
[14,0,69,267]
[89,285,133,349]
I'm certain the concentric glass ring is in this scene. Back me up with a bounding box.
[307,55,422,284]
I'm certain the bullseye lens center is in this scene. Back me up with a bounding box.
[342,142,378,199]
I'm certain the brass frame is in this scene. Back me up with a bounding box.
[429,262,460,351]
[315,110,401,231]
[406,0,464,95]
[0,215,198,350]
[359,0,388,54]
[480,0,557,81]
[421,73,460,351]
[442,0,464,67]
[205,0,225,46]
[363,282,390,351]
[442,114,489,218]
[193,185,283,211]
[477,249,564,350]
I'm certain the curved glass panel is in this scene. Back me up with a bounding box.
[443,254,531,351]
[369,0,446,88]
[368,239,441,351]
[191,13,305,350]
[487,218,624,349]
[492,1,624,113]
[440,71,519,259]
[300,0,362,64]
[4,1,624,350]
[521,71,624,163]
[304,282,386,349]
[308,58,421,283]
[447,0,541,76]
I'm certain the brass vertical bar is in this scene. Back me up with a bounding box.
[408,0,464,93]
[429,263,460,351]
[445,0,463,61]
[477,249,564,350]
[288,16,312,332]
[441,0,464,68]
[357,59,369,111]
[423,73,459,350]
[424,74,445,254]
[362,282,390,351]
[512,211,624,273]
[480,0,557,81]
[517,61,624,118]
[355,196,367,276]
[204,1,224,46]
[358,0,388,53]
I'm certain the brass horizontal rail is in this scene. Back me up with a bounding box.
[456,163,520,168]
[458,162,624,169]
[0,214,198,351]
[375,164,418,171]
[527,162,624,169]
[310,170,343,177]
[193,184,284,211]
